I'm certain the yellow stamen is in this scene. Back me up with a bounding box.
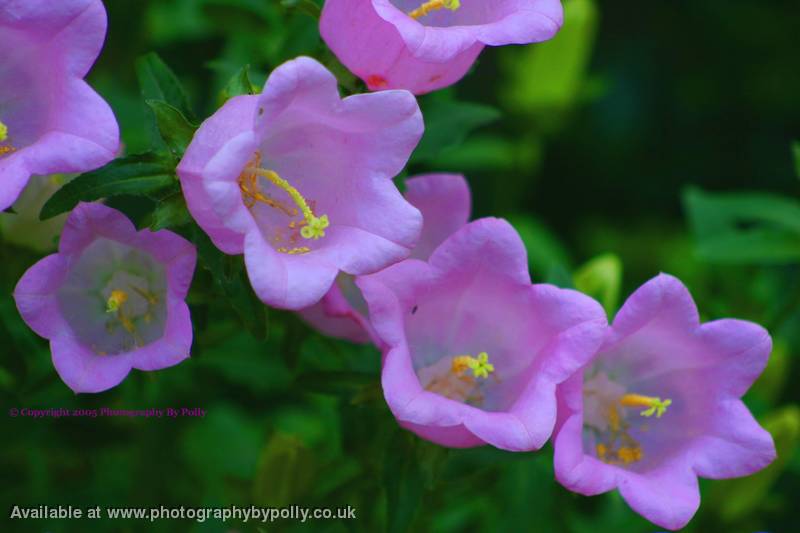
[596,443,607,459]
[620,394,673,418]
[408,0,460,20]
[451,352,494,379]
[277,246,311,255]
[106,290,129,313]
[608,404,621,432]
[617,446,643,464]
[120,315,136,334]
[0,119,15,158]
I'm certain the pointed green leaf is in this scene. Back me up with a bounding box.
[135,52,195,120]
[574,253,623,315]
[191,228,268,339]
[501,0,599,114]
[684,187,800,264]
[220,64,259,101]
[411,98,501,163]
[508,214,571,282]
[145,100,197,158]
[40,153,176,220]
[144,192,192,231]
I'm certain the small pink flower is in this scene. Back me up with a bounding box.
[14,203,197,393]
[553,274,776,530]
[358,218,607,450]
[178,57,423,310]
[0,0,119,211]
[299,173,471,344]
[321,0,563,94]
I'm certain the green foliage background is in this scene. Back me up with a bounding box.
[2,0,799,531]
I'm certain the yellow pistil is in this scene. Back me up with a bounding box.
[238,152,330,253]
[0,120,7,142]
[451,351,494,379]
[106,290,129,313]
[254,169,329,240]
[408,0,461,19]
[620,393,673,418]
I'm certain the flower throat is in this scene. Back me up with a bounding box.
[239,152,330,255]
[424,351,496,405]
[104,285,161,352]
[596,393,673,466]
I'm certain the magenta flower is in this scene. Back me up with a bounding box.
[320,0,563,94]
[13,203,196,394]
[357,218,607,450]
[178,57,423,310]
[299,172,471,343]
[553,274,776,530]
[0,0,119,211]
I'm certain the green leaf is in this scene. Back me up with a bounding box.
[145,100,197,158]
[280,0,321,19]
[295,371,376,396]
[253,433,316,507]
[191,228,268,339]
[384,432,424,533]
[411,98,501,163]
[507,215,571,281]
[135,52,195,121]
[683,187,800,264]
[710,406,800,522]
[143,192,192,231]
[220,64,259,101]
[793,140,800,179]
[749,339,790,404]
[195,332,292,393]
[181,405,261,480]
[40,153,176,220]
[574,253,623,315]
[500,0,599,115]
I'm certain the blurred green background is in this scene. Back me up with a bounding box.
[2,0,799,531]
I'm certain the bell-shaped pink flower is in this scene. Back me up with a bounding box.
[14,203,197,393]
[177,57,423,310]
[299,172,471,343]
[553,274,776,530]
[357,218,607,450]
[0,0,119,211]
[320,0,563,94]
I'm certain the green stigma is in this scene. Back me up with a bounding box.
[620,393,673,418]
[468,352,495,379]
[106,290,128,313]
[640,398,672,418]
